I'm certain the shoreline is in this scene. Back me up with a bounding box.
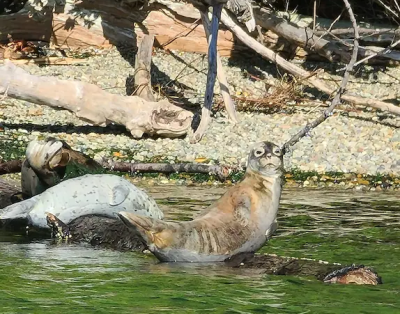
[0,48,399,185]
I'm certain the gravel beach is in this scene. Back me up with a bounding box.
[1,47,399,181]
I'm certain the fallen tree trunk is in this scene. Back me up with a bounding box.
[0,160,23,175]
[0,2,52,43]
[254,8,400,64]
[228,253,382,285]
[103,160,232,181]
[2,0,399,63]
[0,61,193,138]
[0,178,20,208]
[0,158,233,181]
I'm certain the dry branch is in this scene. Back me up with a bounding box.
[254,8,352,63]
[133,34,156,101]
[283,0,360,152]
[0,159,233,181]
[102,161,232,181]
[219,10,400,116]
[0,61,193,138]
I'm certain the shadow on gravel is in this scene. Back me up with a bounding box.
[1,122,189,140]
[1,122,130,136]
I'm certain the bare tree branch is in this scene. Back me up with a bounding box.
[219,9,400,116]
[283,0,360,153]
[0,159,234,181]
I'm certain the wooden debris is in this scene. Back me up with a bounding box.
[133,34,156,101]
[0,61,193,138]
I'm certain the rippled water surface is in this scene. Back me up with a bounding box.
[1,187,400,313]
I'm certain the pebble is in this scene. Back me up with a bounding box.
[0,48,399,176]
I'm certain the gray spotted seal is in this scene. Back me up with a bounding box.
[1,174,164,229]
[118,141,284,262]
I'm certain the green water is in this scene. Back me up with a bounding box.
[1,187,400,314]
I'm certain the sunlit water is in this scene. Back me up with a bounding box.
[1,187,400,313]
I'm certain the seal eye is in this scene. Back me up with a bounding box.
[254,148,265,157]
[273,147,281,155]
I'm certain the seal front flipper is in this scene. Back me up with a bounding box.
[109,185,130,206]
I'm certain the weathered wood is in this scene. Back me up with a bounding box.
[103,160,232,181]
[255,7,400,64]
[0,160,22,175]
[254,8,352,63]
[0,158,232,181]
[200,10,237,123]
[0,3,52,42]
[0,61,193,138]
[51,1,240,56]
[0,178,19,208]
[133,34,155,101]
[219,10,400,116]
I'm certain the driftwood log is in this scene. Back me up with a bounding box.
[0,158,233,181]
[41,212,380,285]
[0,60,193,138]
[2,0,399,62]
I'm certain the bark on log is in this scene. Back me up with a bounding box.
[0,178,20,208]
[0,160,23,175]
[0,60,193,138]
[254,8,400,64]
[0,2,52,42]
[103,160,232,181]
[133,34,156,101]
[0,158,233,181]
[254,8,352,63]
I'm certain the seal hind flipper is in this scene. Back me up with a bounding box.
[118,212,173,249]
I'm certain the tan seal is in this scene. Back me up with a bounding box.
[118,141,284,262]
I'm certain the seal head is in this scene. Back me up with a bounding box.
[247,141,284,177]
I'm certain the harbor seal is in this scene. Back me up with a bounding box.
[0,174,164,230]
[21,138,101,198]
[118,141,284,262]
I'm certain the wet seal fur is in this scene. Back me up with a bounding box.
[323,264,382,285]
[118,141,284,262]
